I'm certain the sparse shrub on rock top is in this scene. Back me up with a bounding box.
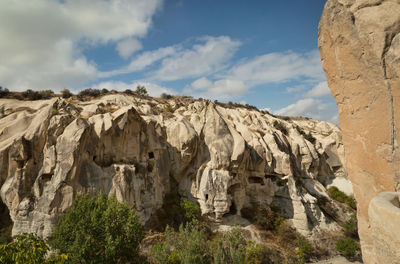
[336,238,360,259]
[273,120,288,135]
[0,86,9,98]
[327,186,356,209]
[50,194,144,264]
[296,126,316,144]
[77,88,101,98]
[61,89,73,99]
[343,213,358,238]
[21,89,55,100]
[161,93,173,99]
[135,85,148,96]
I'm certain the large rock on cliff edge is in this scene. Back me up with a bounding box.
[319,0,400,262]
[0,95,352,240]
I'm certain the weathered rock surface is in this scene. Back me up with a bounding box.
[0,95,351,239]
[319,0,400,262]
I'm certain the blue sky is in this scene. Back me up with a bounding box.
[0,0,338,123]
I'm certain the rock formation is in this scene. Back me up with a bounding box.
[0,95,351,239]
[319,0,400,262]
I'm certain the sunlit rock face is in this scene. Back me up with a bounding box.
[0,94,350,238]
[319,0,400,262]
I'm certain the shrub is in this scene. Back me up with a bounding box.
[50,194,144,264]
[165,103,174,113]
[161,93,173,99]
[343,213,358,238]
[0,233,69,264]
[296,126,316,144]
[273,121,288,136]
[181,199,201,221]
[327,186,356,209]
[52,109,59,116]
[124,89,134,95]
[39,90,54,99]
[209,226,246,264]
[0,86,9,98]
[152,220,210,264]
[245,241,266,264]
[77,88,101,98]
[295,237,313,262]
[135,85,148,96]
[336,238,360,258]
[61,89,73,99]
[242,204,284,231]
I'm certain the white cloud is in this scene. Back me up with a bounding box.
[275,98,324,117]
[0,0,162,91]
[184,77,247,100]
[116,38,143,59]
[128,46,178,72]
[91,81,176,97]
[286,85,306,93]
[226,50,325,86]
[191,77,213,90]
[303,81,331,98]
[152,36,241,81]
[274,98,338,123]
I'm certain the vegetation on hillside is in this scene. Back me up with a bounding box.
[51,194,144,264]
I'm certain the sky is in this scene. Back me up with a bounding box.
[0,0,338,123]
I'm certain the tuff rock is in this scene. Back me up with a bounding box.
[0,95,351,239]
[319,0,400,262]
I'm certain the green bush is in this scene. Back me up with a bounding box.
[181,199,201,221]
[327,186,356,209]
[209,226,246,264]
[336,238,360,258]
[295,237,313,262]
[242,204,286,232]
[343,214,358,238]
[0,233,69,264]
[52,109,59,115]
[152,220,210,264]
[245,241,266,264]
[50,194,144,264]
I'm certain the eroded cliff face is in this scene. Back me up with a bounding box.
[319,0,400,262]
[0,95,350,239]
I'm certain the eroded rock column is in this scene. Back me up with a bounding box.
[319,0,400,262]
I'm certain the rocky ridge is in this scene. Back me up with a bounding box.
[0,94,352,239]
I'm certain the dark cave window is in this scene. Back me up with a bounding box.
[229,201,237,215]
[205,194,209,201]
[148,152,155,159]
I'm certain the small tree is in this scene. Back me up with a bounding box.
[135,85,148,96]
[61,89,73,99]
[51,194,144,264]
